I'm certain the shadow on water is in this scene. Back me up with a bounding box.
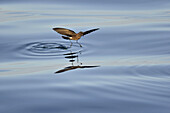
[55,50,100,74]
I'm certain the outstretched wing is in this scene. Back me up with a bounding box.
[83,28,99,36]
[53,28,76,37]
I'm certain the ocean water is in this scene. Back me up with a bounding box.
[0,0,170,113]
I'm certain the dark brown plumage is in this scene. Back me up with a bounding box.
[53,27,99,47]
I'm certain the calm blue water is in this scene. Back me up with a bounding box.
[0,0,170,113]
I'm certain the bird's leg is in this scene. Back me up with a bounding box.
[76,53,79,63]
[69,40,73,47]
[76,40,82,47]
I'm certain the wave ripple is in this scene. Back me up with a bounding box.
[17,41,82,58]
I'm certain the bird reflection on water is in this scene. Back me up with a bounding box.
[53,27,99,47]
[55,50,99,74]
[51,27,100,73]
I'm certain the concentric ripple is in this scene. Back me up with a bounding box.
[17,41,83,58]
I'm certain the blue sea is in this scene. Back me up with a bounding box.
[0,0,170,113]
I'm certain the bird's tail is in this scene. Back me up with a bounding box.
[62,36,70,40]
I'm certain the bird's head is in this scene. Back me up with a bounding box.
[78,31,84,36]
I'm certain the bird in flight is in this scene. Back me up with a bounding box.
[53,27,99,47]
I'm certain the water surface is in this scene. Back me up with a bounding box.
[0,1,170,113]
